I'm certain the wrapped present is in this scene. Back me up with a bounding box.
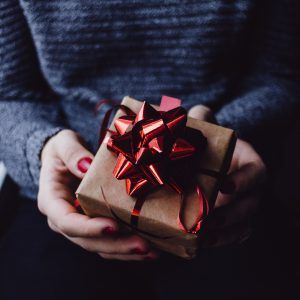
[76,96,236,258]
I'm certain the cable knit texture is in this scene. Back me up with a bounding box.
[0,0,299,199]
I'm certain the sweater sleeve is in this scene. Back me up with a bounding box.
[215,0,300,142]
[0,0,65,196]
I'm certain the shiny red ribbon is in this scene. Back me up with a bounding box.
[102,96,209,234]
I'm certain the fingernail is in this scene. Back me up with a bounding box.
[131,248,149,255]
[102,226,117,235]
[74,198,81,209]
[77,157,93,173]
[220,180,236,194]
[73,199,84,214]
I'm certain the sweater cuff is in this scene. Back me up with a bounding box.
[26,127,64,185]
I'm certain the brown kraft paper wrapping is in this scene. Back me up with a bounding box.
[76,96,237,259]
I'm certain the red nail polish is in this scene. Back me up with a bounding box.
[73,199,84,214]
[74,198,81,209]
[102,226,117,235]
[131,248,148,255]
[77,157,93,173]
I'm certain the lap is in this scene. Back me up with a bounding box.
[0,196,297,300]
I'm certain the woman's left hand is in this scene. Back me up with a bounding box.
[188,105,266,247]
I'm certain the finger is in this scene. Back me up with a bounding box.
[220,162,266,195]
[47,219,60,233]
[42,196,118,238]
[188,105,216,123]
[55,130,94,179]
[99,250,160,261]
[220,140,266,195]
[207,194,259,229]
[200,222,253,248]
[214,192,235,208]
[65,234,150,255]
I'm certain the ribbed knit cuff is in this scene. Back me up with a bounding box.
[26,127,65,186]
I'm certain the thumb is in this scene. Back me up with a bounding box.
[188,105,216,123]
[220,162,265,195]
[220,140,266,195]
[55,130,94,179]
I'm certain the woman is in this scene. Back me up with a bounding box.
[0,0,298,299]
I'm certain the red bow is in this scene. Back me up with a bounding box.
[107,101,206,199]
[99,97,209,233]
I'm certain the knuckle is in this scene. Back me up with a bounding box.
[193,104,211,112]
[201,106,213,116]
[47,219,53,228]
[128,235,147,250]
[80,240,94,252]
[37,201,43,213]
[57,219,71,235]
[37,196,45,214]
[193,105,212,115]
[47,219,58,233]
[189,105,214,121]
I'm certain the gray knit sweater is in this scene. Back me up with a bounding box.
[0,0,299,200]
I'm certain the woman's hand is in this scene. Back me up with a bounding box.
[38,129,158,261]
[188,105,266,247]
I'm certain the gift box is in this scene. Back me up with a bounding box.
[76,96,236,258]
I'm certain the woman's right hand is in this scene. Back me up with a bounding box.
[38,129,158,261]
